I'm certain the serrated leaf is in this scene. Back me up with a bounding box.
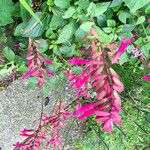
[0,0,14,26]
[123,0,150,13]
[118,11,130,24]
[107,19,116,27]
[75,0,89,10]
[103,27,112,33]
[63,6,76,19]
[87,2,110,18]
[110,0,123,7]
[121,24,135,33]
[59,45,75,57]
[50,14,63,30]
[94,26,113,43]
[54,0,70,9]
[3,47,15,62]
[136,16,146,25]
[57,22,77,43]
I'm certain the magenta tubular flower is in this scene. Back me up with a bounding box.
[112,37,135,64]
[142,75,150,82]
[12,142,25,147]
[66,28,125,132]
[22,38,54,88]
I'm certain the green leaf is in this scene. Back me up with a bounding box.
[141,43,150,57]
[3,47,15,62]
[136,16,146,25]
[35,39,49,53]
[103,27,112,33]
[0,0,14,26]
[23,12,50,37]
[116,25,123,33]
[80,22,94,32]
[95,2,110,17]
[14,23,26,36]
[19,0,42,24]
[75,0,90,10]
[50,14,63,30]
[107,19,116,27]
[110,0,123,7]
[59,45,75,57]
[63,6,76,19]
[119,52,129,65]
[145,6,150,14]
[118,11,130,24]
[123,0,150,13]
[94,25,113,43]
[57,22,77,43]
[54,0,70,9]
[121,24,135,33]
[87,2,110,18]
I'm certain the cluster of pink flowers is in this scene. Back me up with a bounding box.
[22,38,54,88]
[66,28,134,132]
[13,103,70,150]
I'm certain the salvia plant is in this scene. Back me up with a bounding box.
[0,0,149,149]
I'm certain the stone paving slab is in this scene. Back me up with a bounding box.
[0,79,81,150]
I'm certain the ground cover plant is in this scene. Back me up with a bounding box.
[0,0,149,149]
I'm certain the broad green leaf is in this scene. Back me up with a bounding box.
[115,25,123,33]
[145,5,150,14]
[95,2,110,17]
[57,22,77,43]
[0,0,14,26]
[136,16,146,25]
[103,27,112,33]
[134,37,143,46]
[123,0,150,13]
[141,43,150,57]
[80,22,94,32]
[118,11,130,23]
[94,25,113,43]
[14,23,26,36]
[19,0,42,24]
[75,0,90,10]
[3,47,15,62]
[63,6,76,19]
[23,12,50,37]
[50,15,63,30]
[119,52,129,65]
[121,24,135,33]
[107,19,116,27]
[54,0,70,9]
[59,45,75,57]
[87,2,110,18]
[110,0,123,7]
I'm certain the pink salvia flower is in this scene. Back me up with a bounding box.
[22,38,54,88]
[142,75,150,82]
[112,37,135,64]
[68,57,91,65]
[12,142,25,147]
